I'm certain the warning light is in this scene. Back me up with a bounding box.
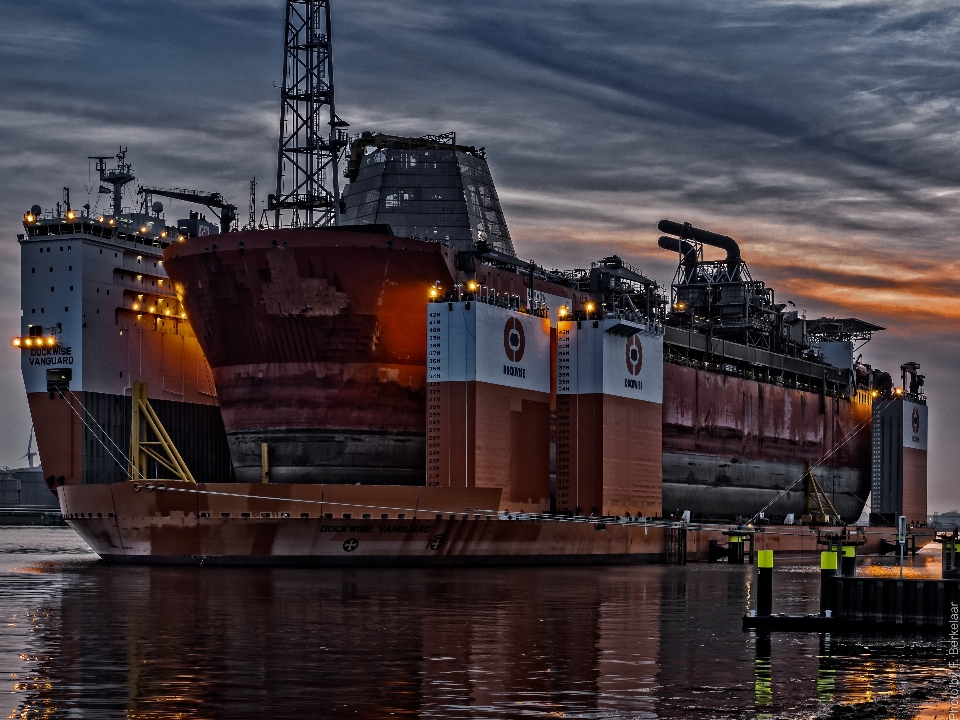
[66,210,76,220]
[12,337,20,348]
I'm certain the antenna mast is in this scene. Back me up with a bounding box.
[269,0,348,229]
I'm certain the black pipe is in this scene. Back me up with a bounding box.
[658,219,741,269]
[657,236,698,283]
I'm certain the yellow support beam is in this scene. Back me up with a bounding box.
[128,382,196,483]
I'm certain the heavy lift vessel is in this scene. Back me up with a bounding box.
[17,0,929,564]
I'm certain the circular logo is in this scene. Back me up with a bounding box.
[427,535,446,551]
[503,317,525,362]
[912,407,920,434]
[625,335,643,376]
[342,538,359,552]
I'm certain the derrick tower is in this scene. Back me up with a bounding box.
[269,0,348,228]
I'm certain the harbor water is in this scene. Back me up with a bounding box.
[0,528,950,719]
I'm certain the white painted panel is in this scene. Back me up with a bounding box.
[557,318,663,404]
[430,301,550,392]
[903,400,928,450]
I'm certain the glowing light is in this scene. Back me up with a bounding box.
[140,226,147,233]
[871,390,879,398]
[136,314,142,321]
[160,231,167,238]
[132,304,139,311]
[180,313,186,319]
[895,387,904,395]
[12,338,20,348]
[108,218,115,226]
[558,306,567,318]
[24,213,35,223]
[585,302,595,313]
[97,216,104,223]
[165,310,170,315]
[177,235,185,243]
[24,338,32,347]
[428,287,439,299]
[149,307,155,313]
[46,337,54,346]
[66,210,76,220]
[467,281,478,292]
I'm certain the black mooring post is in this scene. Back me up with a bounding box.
[729,534,745,564]
[820,550,837,616]
[840,545,856,578]
[757,550,773,616]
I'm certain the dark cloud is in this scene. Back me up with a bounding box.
[0,0,957,505]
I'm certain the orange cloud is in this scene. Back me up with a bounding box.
[511,223,960,333]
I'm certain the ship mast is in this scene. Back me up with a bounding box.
[269,0,349,229]
[89,148,135,218]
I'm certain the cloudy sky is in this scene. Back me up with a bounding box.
[1,0,957,508]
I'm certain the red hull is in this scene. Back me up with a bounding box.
[164,229,872,519]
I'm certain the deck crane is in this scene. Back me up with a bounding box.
[137,186,238,233]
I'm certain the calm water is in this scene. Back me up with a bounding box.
[0,528,950,719]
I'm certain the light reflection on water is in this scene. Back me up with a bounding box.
[0,528,948,719]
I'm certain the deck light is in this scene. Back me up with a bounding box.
[132,304,139,310]
[66,210,76,220]
[585,302,595,314]
[46,337,54,346]
[24,213,35,223]
[180,313,186,319]
[428,287,439,299]
[108,218,115,226]
[140,226,147,233]
[24,338,32,347]
[558,306,567,318]
[12,337,20,348]
[160,231,167,238]
[467,281,477,292]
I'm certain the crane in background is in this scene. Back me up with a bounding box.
[137,186,238,233]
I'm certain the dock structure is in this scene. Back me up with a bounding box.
[744,548,958,633]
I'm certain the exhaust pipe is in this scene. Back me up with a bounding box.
[658,219,741,276]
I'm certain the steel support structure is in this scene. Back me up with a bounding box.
[271,0,346,228]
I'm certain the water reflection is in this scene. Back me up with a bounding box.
[0,530,948,719]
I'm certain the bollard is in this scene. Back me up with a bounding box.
[820,551,837,616]
[757,550,773,617]
[840,545,856,578]
[728,534,745,564]
[943,536,960,579]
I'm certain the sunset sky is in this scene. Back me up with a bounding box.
[1,0,956,508]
